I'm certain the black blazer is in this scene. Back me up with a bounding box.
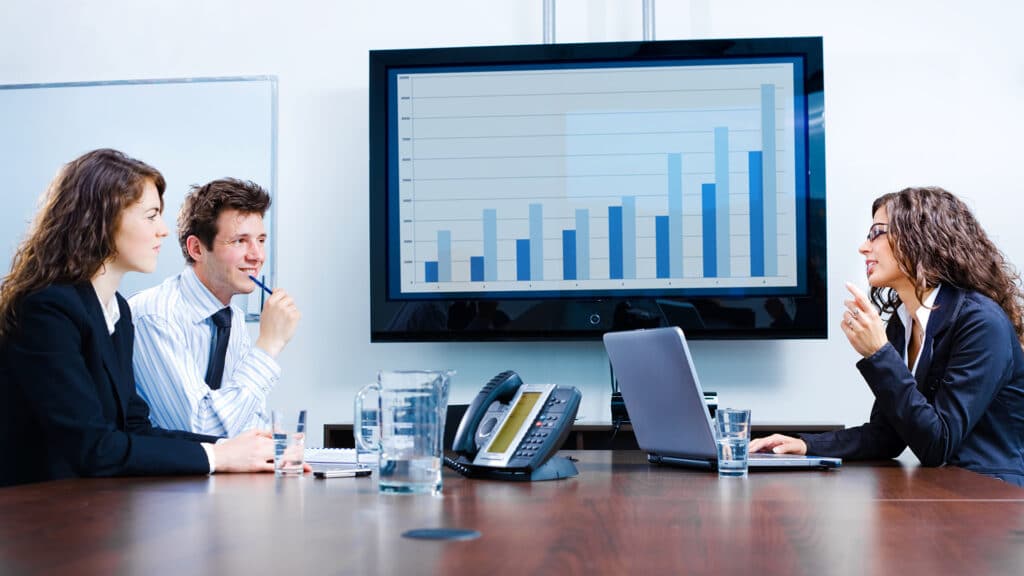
[1,283,219,486]
[803,285,1024,486]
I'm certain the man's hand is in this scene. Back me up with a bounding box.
[255,289,301,357]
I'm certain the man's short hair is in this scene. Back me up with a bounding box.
[178,178,272,264]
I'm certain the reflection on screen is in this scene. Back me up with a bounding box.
[487,392,542,454]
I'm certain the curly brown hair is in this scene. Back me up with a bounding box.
[0,149,165,340]
[177,178,271,264]
[869,186,1024,344]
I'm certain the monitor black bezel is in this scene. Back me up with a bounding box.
[369,36,826,342]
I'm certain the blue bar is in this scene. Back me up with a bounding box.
[516,239,530,281]
[749,151,765,277]
[470,256,485,282]
[714,127,730,277]
[608,206,623,280]
[761,84,777,276]
[529,203,543,281]
[655,216,670,279]
[622,196,636,280]
[702,184,717,278]
[575,209,590,280]
[562,230,577,280]
[436,230,451,282]
[425,261,439,283]
[667,153,683,278]
[483,209,497,281]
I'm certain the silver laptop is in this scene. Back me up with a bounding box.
[603,327,841,471]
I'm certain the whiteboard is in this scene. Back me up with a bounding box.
[0,77,277,320]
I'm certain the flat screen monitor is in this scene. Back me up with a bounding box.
[370,37,825,341]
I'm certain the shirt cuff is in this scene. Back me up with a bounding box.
[201,442,217,474]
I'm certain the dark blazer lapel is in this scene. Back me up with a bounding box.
[74,283,129,422]
[915,285,964,391]
[113,295,136,406]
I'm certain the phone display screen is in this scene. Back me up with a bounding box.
[487,392,542,454]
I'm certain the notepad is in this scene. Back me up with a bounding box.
[304,447,358,464]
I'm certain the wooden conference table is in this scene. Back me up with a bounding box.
[2,451,1023,575]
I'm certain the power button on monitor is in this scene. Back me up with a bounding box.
[588,313,601,325]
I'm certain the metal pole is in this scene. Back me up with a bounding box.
[543,0,556,44]
[642,0,656,41]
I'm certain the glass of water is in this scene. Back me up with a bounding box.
[715,408,751,478]
[272,409,306,476]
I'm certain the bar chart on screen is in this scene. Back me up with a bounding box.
[395,59,803,295]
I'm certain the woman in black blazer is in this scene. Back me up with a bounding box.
[751,187,1024,486]
[1,149,277,486]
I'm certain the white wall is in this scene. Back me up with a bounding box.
[3,0,1023,446]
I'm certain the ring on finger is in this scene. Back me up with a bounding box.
[852,309,860,317]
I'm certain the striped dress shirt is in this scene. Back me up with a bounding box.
[129,266,280,437]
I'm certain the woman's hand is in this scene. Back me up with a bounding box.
[841,282,888,357]
[748,433,807,455]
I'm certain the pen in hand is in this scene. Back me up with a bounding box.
[249,275,273,295]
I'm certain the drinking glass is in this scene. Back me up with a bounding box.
[716,408,751,478]
[272,409,306,476]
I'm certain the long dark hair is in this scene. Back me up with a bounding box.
[0,149,165,340]
[870,186,1024,343]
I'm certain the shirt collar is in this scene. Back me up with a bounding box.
[896,284,942,339]
[181,266,231,325]
[95,291,120,335]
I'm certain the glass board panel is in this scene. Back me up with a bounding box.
[0,77,277,320]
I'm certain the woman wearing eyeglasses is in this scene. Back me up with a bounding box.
[751,187,1024,486]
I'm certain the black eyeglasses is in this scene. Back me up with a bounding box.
[866,224,889,242]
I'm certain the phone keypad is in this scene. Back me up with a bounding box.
[514,422,556,460]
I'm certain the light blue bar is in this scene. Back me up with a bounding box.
[667,153,683,278]
[761,84,777,276]
[714,127,730,277]
[622,196,636,279]
[529,203,543,281]
[483,208,497,281]
[575,209,590,280]
[437,230,451,283]
[702,184,717,278]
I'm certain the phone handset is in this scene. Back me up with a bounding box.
[451,370,522,456]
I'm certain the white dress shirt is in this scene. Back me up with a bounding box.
[97,288,217,472]
[129,266,280,437]
[894,284,941,376]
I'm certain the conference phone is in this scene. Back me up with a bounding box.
[445,371,581,481]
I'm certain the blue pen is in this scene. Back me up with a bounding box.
[249,275,273,295]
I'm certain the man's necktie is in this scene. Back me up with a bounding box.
[205,307,232,390]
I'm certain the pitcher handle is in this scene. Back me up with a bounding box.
[353,382,380,452]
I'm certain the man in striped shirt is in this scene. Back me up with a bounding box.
[130,179,301,437]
